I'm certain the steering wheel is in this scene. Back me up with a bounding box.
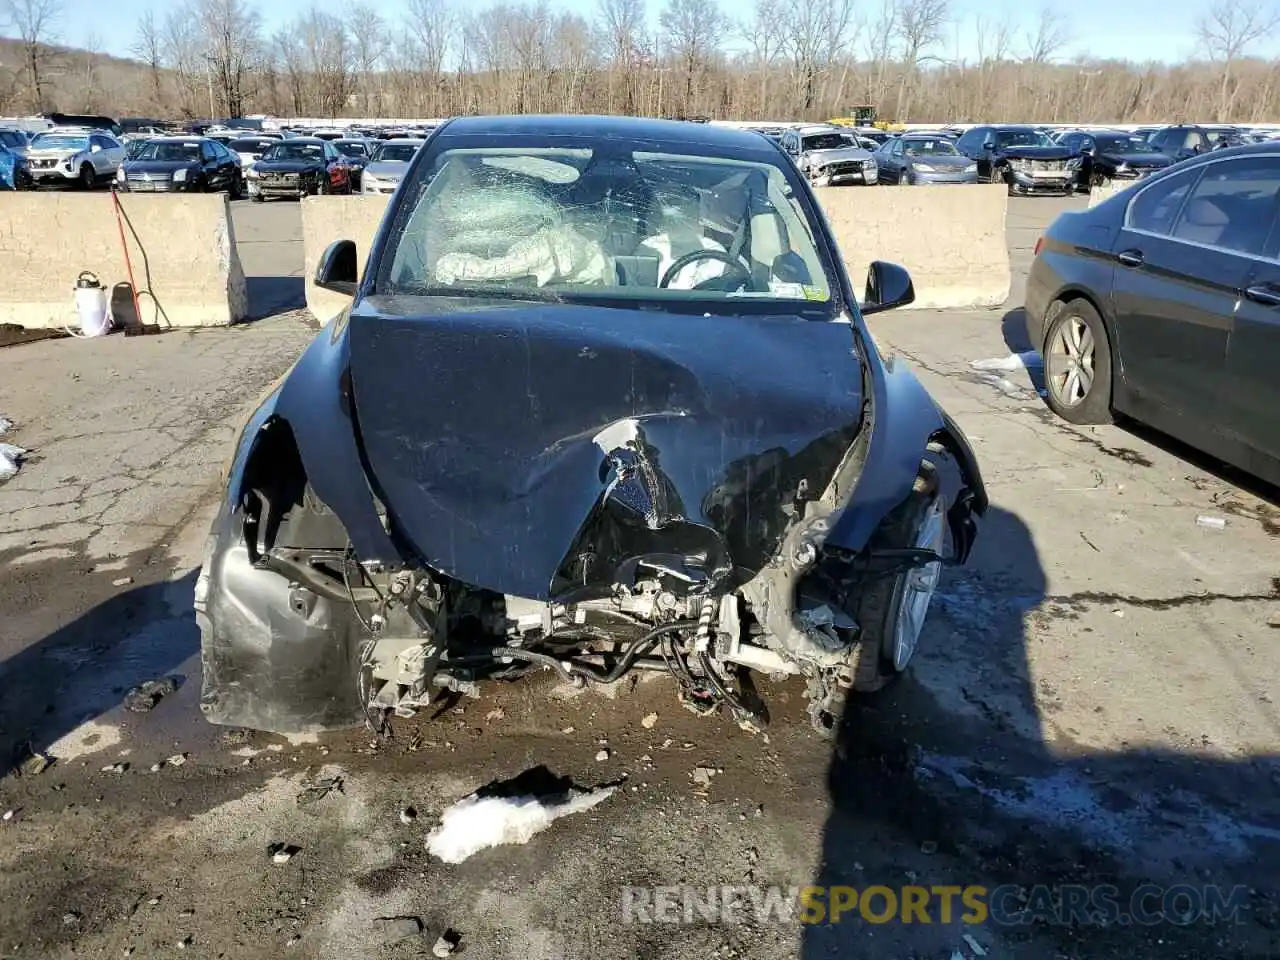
[658,249,752,292]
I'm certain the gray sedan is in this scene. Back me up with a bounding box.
[360,138,423,195]
[876,136,979,185]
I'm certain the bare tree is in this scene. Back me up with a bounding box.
[404,0,453,115]
[78,29,103,112]
[778,0,858,114]
[1022,6,1071,63]
[162,9,206,117]
[740,0,786,116]
[1,0,60,112]
[1196,0,1280,119]
[597,0,649,112]
[894,0,948,120]
[660,0,729,115]
[863,0,897,108]
[197,0,264,118]
[133,10,166,112]
[349,2,389,115]
[297,8,355,116]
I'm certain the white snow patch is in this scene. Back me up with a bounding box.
[970,351,1042,372]
[426,786,617,864]
[0,442,25,481]
[318,884,417,960]
[0,417,12,435]
[45,718,122,761]
[282,730,322,746]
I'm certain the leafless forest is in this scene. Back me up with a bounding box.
[2,0,1280,123]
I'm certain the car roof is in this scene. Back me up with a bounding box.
[148,136,209,143]
[437,114,782,152]
[377,137,425,145]
[273,137,326,144]
[988,124,1039,131]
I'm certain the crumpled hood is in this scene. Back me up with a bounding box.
[805,147,873,165]
[998,145,1074,161]
[255,159,324,174]
[126,160,198,175]
[348,298,865,600]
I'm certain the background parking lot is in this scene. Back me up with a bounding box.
[0,195,1277,960]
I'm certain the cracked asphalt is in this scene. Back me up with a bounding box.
[0,197,1277,960]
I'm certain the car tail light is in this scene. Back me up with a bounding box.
[1034,236,1044,256]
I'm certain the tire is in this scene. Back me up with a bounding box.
[988,164,1003,186]
[847,462,944,694]
[1091,171,1112,189]
[230,175,243,200]
[1042,298,1113,424]
[898,169,910,186]
[79,164,96,189]
[252,193,265,203]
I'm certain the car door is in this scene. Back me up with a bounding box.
[89,135,113,174]
[1109,157,1277,425]
[200,141,221,188]
[1217,156,1280,460]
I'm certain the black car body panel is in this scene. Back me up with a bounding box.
[197,114,988,735]
[956,125,1076,193]
[1025,143,1280,486]
[347,298,867,601]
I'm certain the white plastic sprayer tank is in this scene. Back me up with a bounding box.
[73,271,111,337]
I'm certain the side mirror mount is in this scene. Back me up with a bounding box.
[315,239,358,297]
[860,261,915,315]
[90,144,102,153]
[982,138,995,150]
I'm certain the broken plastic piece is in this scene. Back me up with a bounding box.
[1195,515,1226,530]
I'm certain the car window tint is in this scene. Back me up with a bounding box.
[1170,156,1280,256]
[1127,168,1200,235]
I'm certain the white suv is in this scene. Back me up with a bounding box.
[26,128,126,187]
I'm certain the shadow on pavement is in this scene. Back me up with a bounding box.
[245,276,306,319]
[0,569,200,778]
[802,496,1280,957]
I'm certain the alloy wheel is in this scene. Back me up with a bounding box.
[1046,314,1095,408]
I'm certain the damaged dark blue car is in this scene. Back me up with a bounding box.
[195,115,987,737]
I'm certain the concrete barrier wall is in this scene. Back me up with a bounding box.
[0,193,247,329]
[1088,182,1133,207]
[815,184,1010,310]
[300,195,390,322]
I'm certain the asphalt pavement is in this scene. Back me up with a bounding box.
[0,195,1277,960]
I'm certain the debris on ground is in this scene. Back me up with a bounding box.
[594,748,610,762]
[641,712,658,729]
[112,576,134,587]
[0,441,25,481]
[374,916,423,942]
[1196,514,1227,530]
[963,933,988,956]
[124,677,177,713]
[920,840,938,854]
[101,762,128,774]
[62,911,81,926]
[268,843,299,864]
[485,708,505,721]
[296,775,343,805]
[2,809,16,822]
[18,747,50,776]
[691,766,717,789]
[399,806,418,824]
[426,767,617,864]
[432,930,461,957]
[969,351,1042,372]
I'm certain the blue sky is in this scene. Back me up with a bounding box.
[53,0,1280,67]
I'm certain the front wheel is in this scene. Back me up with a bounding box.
[229,175,243,200]
[1043,299,1113,424]
[898,169,910,186]
[80,164,96,189]
[848,461,945,693]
